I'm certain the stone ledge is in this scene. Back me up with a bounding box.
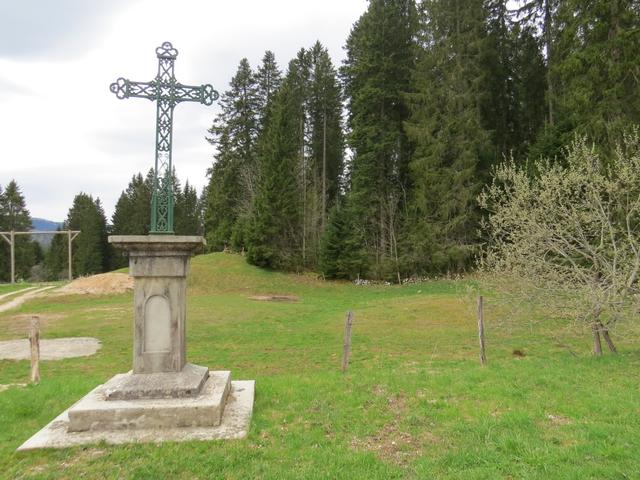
[68,370,230,432]
[17,380,255,451]
[104,363,209,400]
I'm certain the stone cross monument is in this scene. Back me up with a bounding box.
[18,43,254,451]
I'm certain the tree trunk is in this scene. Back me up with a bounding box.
[592,322,603,356]
[597,321,617,353]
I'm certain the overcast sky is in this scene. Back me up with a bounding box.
[0,0,368,222]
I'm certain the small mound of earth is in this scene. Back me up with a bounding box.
[248,295,299,302]
[56,273,133,295]
[0,337,101,360]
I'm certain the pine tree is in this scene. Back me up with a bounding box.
[341,0,418,279]
[255,51,283,129]
[404,0,492,273]
[204,58,261,250]
[246,66,302,270]
[175,180,201,235]
[319,203,366,280]
[65,193,109,276]
[552,0,640,151]
[0,180,37,281]
[305,41,345,266]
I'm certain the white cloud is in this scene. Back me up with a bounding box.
[0,0,367,221]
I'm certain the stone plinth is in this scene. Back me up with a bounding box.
[109,235,204,374]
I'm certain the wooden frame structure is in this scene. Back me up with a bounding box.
[0,230,80,283]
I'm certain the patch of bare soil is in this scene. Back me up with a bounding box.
[352,387,438,465]
[248,295,299,302]
[56,273,133,296]
[546,413,571,425]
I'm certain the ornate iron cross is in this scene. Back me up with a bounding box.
[110,41,218,234]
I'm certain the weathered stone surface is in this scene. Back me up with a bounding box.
[68,370,230,432]
[104,363,209,400]
[109,235,204,374]
[17,380,255,450]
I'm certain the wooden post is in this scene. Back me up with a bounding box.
[10,230,15,284]
[477,296,487,365]
[592,322,603,356]
[67,230,72,281]
[342,311,354,373]
[29,316,40,384]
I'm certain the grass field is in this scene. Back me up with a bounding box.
[1,253,639,479]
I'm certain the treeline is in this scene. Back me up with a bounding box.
[4,0,638,283]
[0,174,201,281]
[203,0,640,280]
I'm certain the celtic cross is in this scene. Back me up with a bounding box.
[110,41,218,234]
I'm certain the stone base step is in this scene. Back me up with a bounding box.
[17,379,255,451]
[68,370,230,432]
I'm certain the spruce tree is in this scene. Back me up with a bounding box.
[246,66,302,270]
[65,193,109,276]
[319,203,366,280]
[204,58,261,250]
[175,181,201,235]
[0,180,37,281]
[404,0,492,273]
[305,41,344,265]
[255,51,283,129]
[552,0,640,151]
[341,0,417,279]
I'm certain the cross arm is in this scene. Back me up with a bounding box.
[173,83,219,106]
[110,78,157,100]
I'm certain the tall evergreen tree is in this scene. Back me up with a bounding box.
[341,0,418,279]
[175,180,201,235]
[204,58,261,250]
[0,180,38,281]
[246,65,303,270]
[255,51,283,129]
[304,41,345,266]
[552,0,640,151]
[64,193,109,277]
[404,0,492,273]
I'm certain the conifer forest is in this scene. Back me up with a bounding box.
[3,0,639,282]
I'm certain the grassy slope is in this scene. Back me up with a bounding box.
[0,253,639,479]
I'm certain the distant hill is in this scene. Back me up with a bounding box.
[31,218,63,249]
[32,218,62,231]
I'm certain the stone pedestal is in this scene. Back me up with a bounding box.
[18,235,255,451]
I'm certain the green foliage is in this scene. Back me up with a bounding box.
[0,180,38,281]
[551,0,640,152]
[319,203,367,280]
[341,0,418,277]
[404,0,492,273]
[48,193,109,278]
[246,67,302,270]
[204,56,271,251]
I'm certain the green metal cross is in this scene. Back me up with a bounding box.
[110,41,218,234]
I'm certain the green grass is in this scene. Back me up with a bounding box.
[1,253,639,479]
[0,283,33,296]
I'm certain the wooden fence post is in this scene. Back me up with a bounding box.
[342,311,354,373]
[29,316,40,383]
[477,296,487,366]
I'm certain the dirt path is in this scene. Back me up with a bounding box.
[0,286,55,314]
[0,286,37,303]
